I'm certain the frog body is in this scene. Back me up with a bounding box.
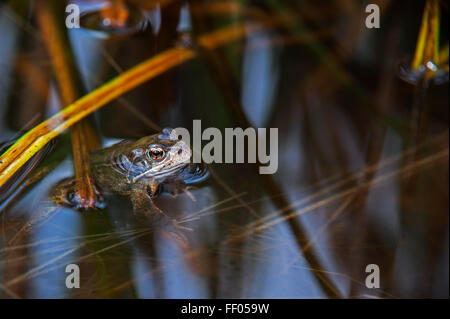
[53,128,208,215]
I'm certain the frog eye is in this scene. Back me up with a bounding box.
[148,146,165,161]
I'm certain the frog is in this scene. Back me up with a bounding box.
[52,128,209,218]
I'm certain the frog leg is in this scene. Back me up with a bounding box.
[130,185,191,244]
[147,179,160,199]
[50,178,105,210]
[182,187,197,202]
[163,181,197,202]
[130,187,164,217]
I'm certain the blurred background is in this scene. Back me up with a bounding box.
[0,0,448,298]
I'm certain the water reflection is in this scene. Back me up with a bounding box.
[76,0,150,37]
[398,58,449,85]
[0,0,448,299]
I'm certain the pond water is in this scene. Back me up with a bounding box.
[0,0,448,298]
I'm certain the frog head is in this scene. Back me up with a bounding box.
[111,128,208,185]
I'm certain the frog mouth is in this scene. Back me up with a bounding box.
[180,162,210,184]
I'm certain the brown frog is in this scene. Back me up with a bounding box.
[53,128,209,217]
